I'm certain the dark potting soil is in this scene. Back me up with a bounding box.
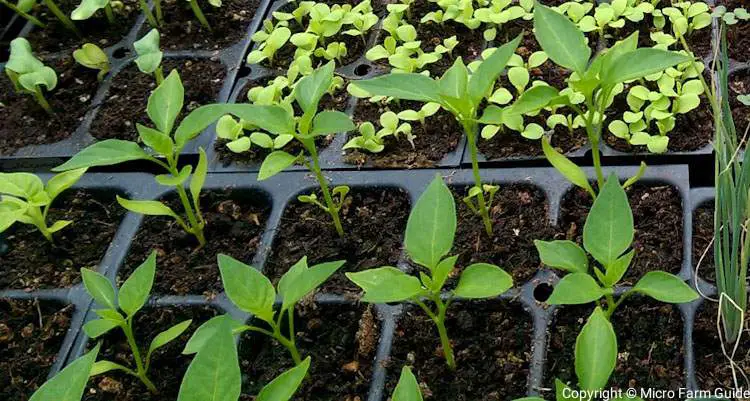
[385,301,532,401]
[214,78,349,166]
[0,190,125,290]
[90,58,226,141]
[265,187,410,295]
[725,0,750,62]
[729,68,750,140]
[450,184,556,285]
[345,99,462,168]
[25,0,139,56]
[239,303,380,400]
[693,302,750,390]
[118,189,270,296]
[692,203,715,283]
[545,301,684,399]
[560,184,684,284]
[147,0,259,51]
[83,305,219,401]
[0,299,74,401]
[0,56,98,155]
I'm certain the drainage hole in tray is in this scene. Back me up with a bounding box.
[533,283,554,303]
[354,63,372,77]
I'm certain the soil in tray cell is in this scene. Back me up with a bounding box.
[0,189,125,290]
[450,183,556,285]
[117,189,270,296]
[692,203,714,283]
[90,58,226,141]
[239,303,379,400]
[545,301,684,400]
[265,187,410,295]
[345,99,462,168]
[724,0,750,62]
[25,0,139,56]
[0,299,74,400]
[729,68,750,141]
[83,305,219,401]
[560,183,684,284]
[0,56,99,155]
[385,301,532,401]
[694,302,750,391]
[146,0,260,51]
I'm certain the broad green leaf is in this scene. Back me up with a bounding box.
[310,111,355,136]
[81,268,117,309]
[632,271,698,303]
[116,196,180,219]
[405,175,456,269]
[601,32,638,73]
[346,267,423,303]
[439,58,468,99]
[45,168,87,201]
[454,263,513,299]
[575,307,617,391]
[534,3,591,74]
[148,69,184,135]
[71,0,108,20]
[350,74,442,103]
[431,255,458,292]
[217,254,275,323]
[258,151,298,180]
[52,140,152,171]
[137,124,173,156]
[468,35,521,106]
[72,44,109,77]
[541,137,595,197]
[29,343,100,401]
[177,317,241,401]
[118,250,156,317]
[506,85,559,116]
[183,315,245,355]
[280,260,344,311]
[601,49,693,87]
[295,61,334,114]
[392,366,423,401]
[602,249,633,287]
[134,29,163,74]
[256,357,311,401]
[547,273,603,304]
[155,165,192,187]
[0,172,47,202]
[534,240,588,273]
[190,148,208,210]
[583,173,633,267]
[148,319,192,359]
[83,318,120,338]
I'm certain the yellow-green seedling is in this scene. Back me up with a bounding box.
[134,29,164,84]
[5,38,58,115]
[73,43,110,81]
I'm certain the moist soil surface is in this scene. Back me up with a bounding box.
[545,301,684,399]
[0,190,125,290]
[0,56,99,155]
[385,301,532,401]
[239,303,379,400]
[90,58,226,141]
[0,299,74,401]
[214,78,349,166]
[692,203,714,282]
[146,0,259,50]
[729,69,750,140]
[725,0,750,62]
[265,187,410,295]
[693,302,750,390]
[450,184,556,285]
[83,305,219,401]
[118,189,269,296]
[346,99,462,168]
[560,184,684,284]
[25,0,139,55]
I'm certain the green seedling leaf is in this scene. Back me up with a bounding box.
[73,43,109,80]
[405,175,456,269]
[45,168,87,201]
[601,49,693,86]
[217,254,275,323]
[439,58,469,99]
[134,29,163,74]
[576,307,617,391]
[349,74,442,103]
[81,268,117,309]
[295,60,335,114]
[583,173,633,267]
[118,250,156,317]
[259,151,298,180]
[534,240,588,273]
[506,85,559,115]
[468,35,521,105]
[183,315,245,355]
[0,172,47,203]
[148,69,184,135]
[116,196,180,219]
[155,165,192,187]
[279,259,344,311]
[84,318,121,338]
[534,3,591,74]
[547,273,604,304]
[29,343,100,401]
[52,140,152,171]
[137,124,173,156]
[632,271,698,303]
[431,255,458,293]
[346,266,423,303]
[90,360,132,376]
[541,137,595,197]
[392,366,423,401]
[71,0,108,20]
[190,148,208,210]
[310,110,355,136]
[454,263,513,298]
[148,319,192,359]
[256,357,311,401]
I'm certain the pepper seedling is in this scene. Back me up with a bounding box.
[81,251,193,393]
[216,253,344,365]
[0,169,87,242]
[28,344,101,401]
[53,70,212,247]
[73,43,110,81]
[5,38,58,115]
[347,175,513,369]
[134,29,164,84]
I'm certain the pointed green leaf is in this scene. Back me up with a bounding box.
[310,111,355,136]
[45,168,87,201]
[116,196,180,219]
[118,251,156,317]
[350,74,442,103]
[29,343,100,401]
[601,49,693,87]
[541,137,595,197]
[183,315,245,355]
[259,151,297,180]
[583,173,633,267]
[52,140,152,171]
[632,271,698,303]
[256,357,311,401]
[454,263,513,299]
[392,366,423,401]
[148,69,184,135]
[83,318,120,338]
[547,273,603,305]
[575,307,617,391]
[295,61,334,114]
[280,260,344,311]
[405,175,456,269]
[217,254,275,323]
[534,3,591,74]
[346,267,423,303]
[534,240,588,273]
[468,35,522,106]
[137,124,173,156]
[148,319,192,359]
[81,268,117,309]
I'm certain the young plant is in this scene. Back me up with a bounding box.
[247,22,292,66]
[177,315,311,401]
[397,102,440,126]
[347,175,513,369]
[343,122,386,153]
[350,36,524,236]
[0,169,87,242]
[5,38,58,115]
[216,114,294,153]
[71,0,118,24]
[80,251,193,393]
[28,344,101,401]
[73,43,110,81]
[661,1,712,38]
[53,70,213,247]
[217,253,344,365]
[134,29,164,84]
[712,4,749,25]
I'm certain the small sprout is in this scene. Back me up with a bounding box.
[134,29,164,84]
[216,114,294,153]
[247,25,292,66]
[662,1,712,38]
[0,168,88,242]
[397,102,440,126]
[5,38,58,114]
[71,0,118,24]
[377,111,415,147]
[434,35,459,57]
[314,42,348,63]
[343,122,386,153]
[347,175,513,369]
[73,43,110,81]
[712,5,750,25]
